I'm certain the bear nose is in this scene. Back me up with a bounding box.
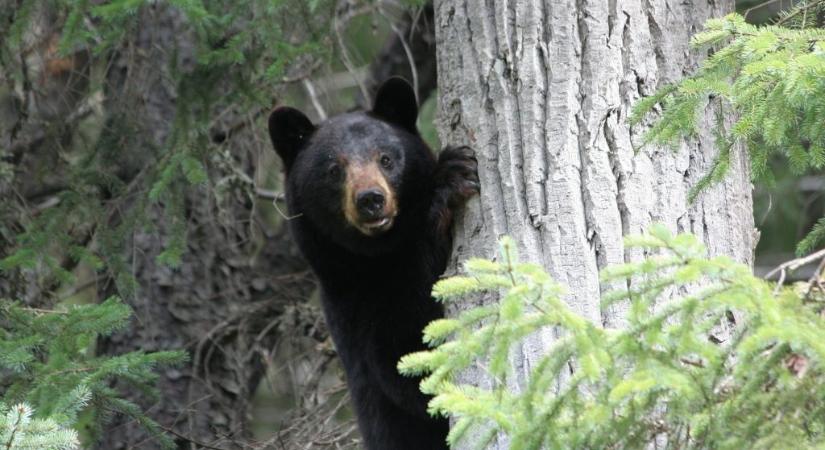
[356,189,385,219]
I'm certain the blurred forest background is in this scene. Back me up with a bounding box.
[0,0,822,448]
[734,0,824,274]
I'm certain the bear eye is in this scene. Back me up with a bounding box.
[328,164,341,179]
[379,154,393,170]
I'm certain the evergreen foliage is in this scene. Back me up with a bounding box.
[401,227,825,449]
[0,403,78,450]
[775,0,825,29]
[631,5,825,255]
[0,298,186,447]
[0,0,333,287]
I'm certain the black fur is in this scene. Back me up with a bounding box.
[268,77,478,450]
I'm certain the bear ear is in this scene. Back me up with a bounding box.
[372,77,418,133]
[268,107,316,170]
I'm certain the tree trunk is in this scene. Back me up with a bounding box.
[435,0,755,446]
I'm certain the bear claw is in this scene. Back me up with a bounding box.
[436,145,480,207]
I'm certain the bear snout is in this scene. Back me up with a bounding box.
[342,161,398,236]
[356,189,386,220]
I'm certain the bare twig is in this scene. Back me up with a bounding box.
[16,306,68,315]
[157,424,227,450]
[333,0,377,104]
[805,256,825,298]
[357,2,437,108]
[765,247,825,279]
[378,4,420,103]
[303,78,328,121]
[744,0,784,19]
[272,198,303,221]
[777,0,825,25]
[57,276,100,301]
[765,247,825,294]
[255,382,358,450]
[281,59,323,84]
[254,188,284,201]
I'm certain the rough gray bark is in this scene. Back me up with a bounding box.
[435,0,755,446]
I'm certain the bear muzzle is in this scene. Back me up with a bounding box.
[343,162,398,236]
[351,187,396,235]
[356,189,386,219]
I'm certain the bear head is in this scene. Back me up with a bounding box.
[267,78,436,254]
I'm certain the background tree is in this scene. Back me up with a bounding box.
[434,0,755,447]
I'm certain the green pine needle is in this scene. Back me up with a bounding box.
[404,229,825,449]
[631,13,825,252]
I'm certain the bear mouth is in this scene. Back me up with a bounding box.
[358,216,394,235]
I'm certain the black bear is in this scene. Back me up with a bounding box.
[267,77,478,450]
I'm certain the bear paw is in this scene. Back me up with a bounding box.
[435,145,480,207]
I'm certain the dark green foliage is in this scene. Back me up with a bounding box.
[401,228,825,449]
[631,8,825,255]
[0,191,105,287]
[0,0,333,289]
[0,298,186,447]
[799,217,825,255]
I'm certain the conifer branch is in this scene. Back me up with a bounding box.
[403,226,825,449]
[632,13,825,255]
